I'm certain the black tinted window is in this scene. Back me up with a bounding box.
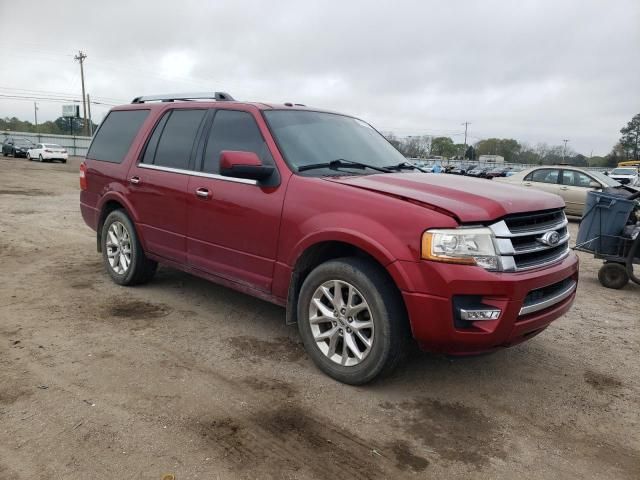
[141,113,169,165]
[153,109,206,169]
[87,110,149,163]
[203,110,273,173]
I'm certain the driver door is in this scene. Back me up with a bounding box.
[560,169,599,216]
[186,108,286,292]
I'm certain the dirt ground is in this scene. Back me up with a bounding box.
[0,156,638,480]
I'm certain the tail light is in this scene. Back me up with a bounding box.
[80,162,88,191]
[45,149,52,153]
[62,150,67,154]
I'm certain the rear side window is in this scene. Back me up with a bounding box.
[527,169,559,184]
[150,109,206,170]
[87,110,149,163]
[202,110,273,173]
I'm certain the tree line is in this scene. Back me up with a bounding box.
[385,112,640,167]
[0,116,97,136]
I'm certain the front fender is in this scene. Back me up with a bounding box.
[286,212,417,268]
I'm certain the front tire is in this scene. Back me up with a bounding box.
[101,210,157,286]
[38,154,43,162]
[27,153,32,161]
[297,257,408,385]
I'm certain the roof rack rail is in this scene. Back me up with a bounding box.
[131,92,235,104]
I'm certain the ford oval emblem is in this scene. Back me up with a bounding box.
[538,231,560,246]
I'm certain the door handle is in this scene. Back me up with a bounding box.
[195,188,211,198]
[524,182,531,186]
[129,176,141,185]
[560,186,568,190]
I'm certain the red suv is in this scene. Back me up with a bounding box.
[80,92,579,384]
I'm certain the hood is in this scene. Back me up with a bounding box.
[325,173,565,223]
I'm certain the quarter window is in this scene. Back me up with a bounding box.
[152,109,207,170]
[202,110,273,173]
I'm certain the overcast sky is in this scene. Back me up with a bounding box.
[1,0,638,155]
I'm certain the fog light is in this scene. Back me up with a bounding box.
[459,308,501,321]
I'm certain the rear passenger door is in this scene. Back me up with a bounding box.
[524,168,562,196]
[127,108,208,263]
[186,108,286,292]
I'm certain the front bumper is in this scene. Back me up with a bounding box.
[398,253,579,354]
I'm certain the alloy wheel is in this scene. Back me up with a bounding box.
[105,221,132,275]
[308,279,374,366]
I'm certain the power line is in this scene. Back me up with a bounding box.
[0,86,125,103]
[0,93,117,106]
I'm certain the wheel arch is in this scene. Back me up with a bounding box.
[285,239,409,327]
[96,193,140,253]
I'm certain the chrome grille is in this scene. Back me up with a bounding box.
[490,209,570,271]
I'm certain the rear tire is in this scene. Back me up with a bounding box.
[101,210,157,286]
[598,263,629,289]
[297,257,408,385]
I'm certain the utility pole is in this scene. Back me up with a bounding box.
[33,102,38,132]
[87,94,93,136]
[461,122,471,158]
[562,139,569,163]
[74,50,88,135]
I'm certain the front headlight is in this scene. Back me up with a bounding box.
[421,227,499,270]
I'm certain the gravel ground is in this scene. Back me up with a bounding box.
[0,156,638,480]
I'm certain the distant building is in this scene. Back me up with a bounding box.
[479,155,504,164]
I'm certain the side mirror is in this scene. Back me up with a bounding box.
[219,150,275,181]
[589,181,601,189]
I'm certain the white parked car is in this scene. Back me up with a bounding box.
[608,167,639,186]
[27,143,68,163]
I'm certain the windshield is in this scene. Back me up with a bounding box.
[263,110,407,175]
[590,171,620,187]
[611,168,637,175]
[16,140,33,146]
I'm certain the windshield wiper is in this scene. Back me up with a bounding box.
[298,158,392,173]
[384,161,428,173]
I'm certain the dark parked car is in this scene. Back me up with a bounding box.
[2,138,35,158]
[80,92,578,384]
[450,164,473,175]
[466,166,491,178]
[485,167,512,179]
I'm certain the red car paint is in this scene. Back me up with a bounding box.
[80,100,578,355]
